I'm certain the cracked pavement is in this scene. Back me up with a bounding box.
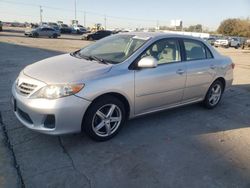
[0,31,250,188]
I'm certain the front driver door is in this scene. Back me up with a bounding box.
[39,28,47,36]
[134,38,187,115]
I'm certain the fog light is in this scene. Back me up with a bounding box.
[44,115,55,129]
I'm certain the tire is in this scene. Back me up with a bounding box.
[83,96,126,141]
[88,36,94,41]
[33,32,39,38]
[52,34,57,38]
[203,80,224,109]
[235,44,240,49]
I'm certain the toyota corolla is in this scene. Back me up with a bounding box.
[12,33,234,141]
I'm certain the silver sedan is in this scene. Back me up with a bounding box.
[12,33,234,141]
[24,26,60,38]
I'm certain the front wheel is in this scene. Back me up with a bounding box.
[203,80,224,109]
[83,96,126,141]
[88,36,93,41]
[33,32,39,37]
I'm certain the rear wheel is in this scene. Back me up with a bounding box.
[52,34,58,38]
[83,96,126,141]
[203,80,224,109]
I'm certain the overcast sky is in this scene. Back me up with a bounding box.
[0,0,249,30]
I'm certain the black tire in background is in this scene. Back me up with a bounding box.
[33,32,39,38]
[52,34,58,38]
[88,36,94,41]
[82,96,126,141]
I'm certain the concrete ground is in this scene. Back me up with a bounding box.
[0,29,250,188]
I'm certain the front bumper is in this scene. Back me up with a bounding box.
[12,83,91,135]
[24,32,32,36]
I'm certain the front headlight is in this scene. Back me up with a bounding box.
[31,84,84,99]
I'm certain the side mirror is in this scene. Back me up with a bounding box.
[137,56,158,68]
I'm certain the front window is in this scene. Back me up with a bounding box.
[78,35,149,64]
[140,39,181,65]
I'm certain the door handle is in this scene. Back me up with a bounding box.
[176,69,185,75]
[210,64,216,69]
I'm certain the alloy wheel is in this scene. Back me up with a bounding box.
[92,104,122,137]
[208,84,222,106]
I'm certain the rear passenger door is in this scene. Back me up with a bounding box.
[182,39,216,102]
[47,28,55,36]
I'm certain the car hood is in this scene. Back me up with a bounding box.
[23,54,112,84]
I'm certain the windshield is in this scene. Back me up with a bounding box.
[78,34,149,64]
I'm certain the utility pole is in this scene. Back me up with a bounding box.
[39,6,43,24]
[74,0,77,20]
[104,15,107,29]
[84,11,86,27]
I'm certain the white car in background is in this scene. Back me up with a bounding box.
[214,39,229,48]
[71,24,87,34]
[229,38,241,48]
[24,26,61,38]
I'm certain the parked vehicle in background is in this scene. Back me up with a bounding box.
[59,24,72,34]
[0,21,3,31]
[112,29,130,34]
[214,38,229,48]
[24,27,61,38]
[82,30,112,40]
[12,33,234,141]
[30,23,39,28]
[47,22,61,33]
[71,24,87,34]
[206,38,216,46]
[229,37,241,48]
[242,39,250,50]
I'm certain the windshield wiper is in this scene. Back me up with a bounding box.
[71,51,94,61]
[89,55,109,64]
[70,50,83,59]
[71,51,109,64]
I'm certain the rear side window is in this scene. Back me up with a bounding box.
[206,47,213,59]
[184,40,206,60]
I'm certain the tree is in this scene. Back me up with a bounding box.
[184,24,203,32]
[217,18,250,37]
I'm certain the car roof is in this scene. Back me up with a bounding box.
[119,32,205,41]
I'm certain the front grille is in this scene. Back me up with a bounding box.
[16,82,37,96]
